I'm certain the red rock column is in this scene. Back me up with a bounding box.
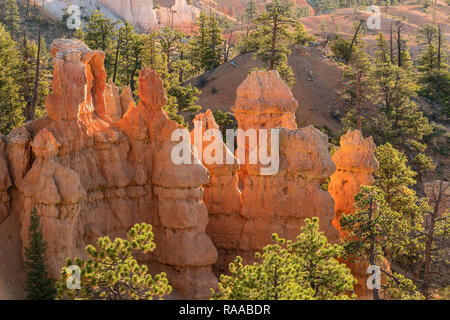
[328,129,380,299]
[328,130,379,237]
[190,110,244,274]
[212,70,339,266]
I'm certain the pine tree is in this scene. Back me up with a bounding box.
[0,23,23,134]
[56,223,172,300]
[155,26,201,125]
[292,21,314,46]
[341,186,424,300]
[252,0,296,86]
[114,23,144,91]
[204,13,224,70]
[421,181,449,299]
[1,0,20,37]
[158,26,184,73]
[213,218,356,300]
[342,45,374,130]
[240,0,258,53]
[24,208,56,300]
[190,11,208,69]
[369,33,433,159]
[244,0,257,24]
[189,12,224,71]
[417,24,438,47]
[416,24,449,117]
[374,143,432,277]
[82,10,118,76]
[17,32,51,122]
[374,143,423,222]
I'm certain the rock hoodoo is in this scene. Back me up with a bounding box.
[328,130,379,236]
[328,130,380,299]
[194,70,339,273]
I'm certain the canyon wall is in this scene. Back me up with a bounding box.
[157,0,201,34]
[99,0,200,33]
[37,0,200,34]
[98,0,159,31]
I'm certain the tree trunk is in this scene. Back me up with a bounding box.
[390,22,394,64]
[437,24,441,70]
[423,181,446,299]
[113,28,121,84]
[397,23,402,67]
[30,29,42,122]
[347,20,363,62]
[368,197,381,300]
[21,33,32,121]
[26,0,31,17]
[269,16,278,70]
[356,71,362,130]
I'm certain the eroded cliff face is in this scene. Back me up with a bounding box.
[98,0,199,33]
[157,0,201,34]
[193,70,339,273]
[98,0,159,31]
[0,39,217,299]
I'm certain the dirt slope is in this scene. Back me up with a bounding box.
[300,2,450,60]
[188,46,345,134]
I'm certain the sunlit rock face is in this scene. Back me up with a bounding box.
[157,0,201,34]
[328,130,379,237]
[98,0,159,31]
[98,0,199,33]
[328,130,380,299]
[193,70,339,274]
[0,39,217,299]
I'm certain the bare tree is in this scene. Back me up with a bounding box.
[422,180,449,299]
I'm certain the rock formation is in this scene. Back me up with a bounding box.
[328,130,379,236]
[0,39,217,299]
[157,0,201,34]
[190,110,244,272]
[98,0,199,33]
[0,39,385,299]
[37,0,201,34]
[193,70,339,273]
[328,130,380,299]
[98,0,159,31]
